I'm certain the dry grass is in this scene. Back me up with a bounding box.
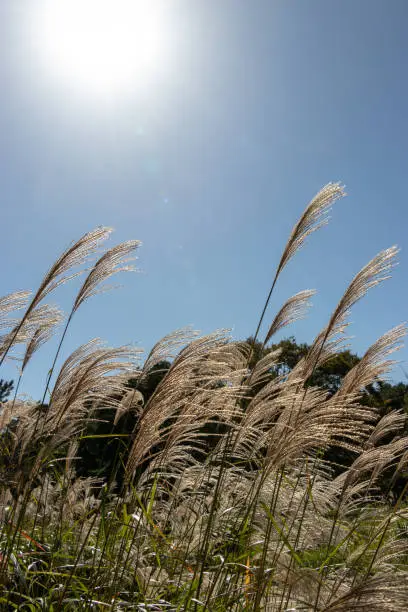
[0,183,407,610]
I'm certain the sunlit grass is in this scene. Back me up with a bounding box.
[0,184,407,610]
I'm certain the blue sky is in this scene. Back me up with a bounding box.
[1,1,408,399]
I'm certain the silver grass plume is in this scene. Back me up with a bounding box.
[0,303,64,360]
[155,357,244,473]
[302,247,399,379]
[264,289,315,345]
[0,291,31,327]
[39,235,139,405]
[19,342,141,480]
[73,239,141,312]
[23,226,112,311]
[262,387,362,469]
[341,435,408,488]
[327,247,399,333]
[142,327,199,373]
[120,328,200,425]
[293,313,352,381]
[126,331,244,477]
[237,375,377,472]
[113,388,144,426]
[239,372,297,440]
[21,305,64,372]
[0,292,32,357]
[0,227,112,363]
[252,182,344,347]
[47,339,141,427]
[391,447,408,489]
[323,572,408,611]
[365,411,407,449]
[276,182,345,279]
[338,324,406,398]
[246,346,282,388]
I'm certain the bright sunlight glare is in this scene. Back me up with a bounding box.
[31,0,167,101]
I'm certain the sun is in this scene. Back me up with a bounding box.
[30,0,167,101]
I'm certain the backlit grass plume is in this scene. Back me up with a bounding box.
[253,182,345,346]
[265,289,315,345]
[0,227,112,365]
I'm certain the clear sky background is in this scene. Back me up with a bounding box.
[1,0,408,400]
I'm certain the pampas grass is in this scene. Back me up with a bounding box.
[0,184,407,611]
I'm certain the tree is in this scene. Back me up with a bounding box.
[246,336,360,394]
[0,379,14,403]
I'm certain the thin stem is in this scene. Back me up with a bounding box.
[41,310,74,407]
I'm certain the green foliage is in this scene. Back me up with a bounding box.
[0,378,13,403]
[247,335,361,393]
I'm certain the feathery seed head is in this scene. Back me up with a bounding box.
[73,239,141,311]
[265,289,316,344]
[276,182,345,278]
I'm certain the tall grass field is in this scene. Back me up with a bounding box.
[1,183,407,610]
